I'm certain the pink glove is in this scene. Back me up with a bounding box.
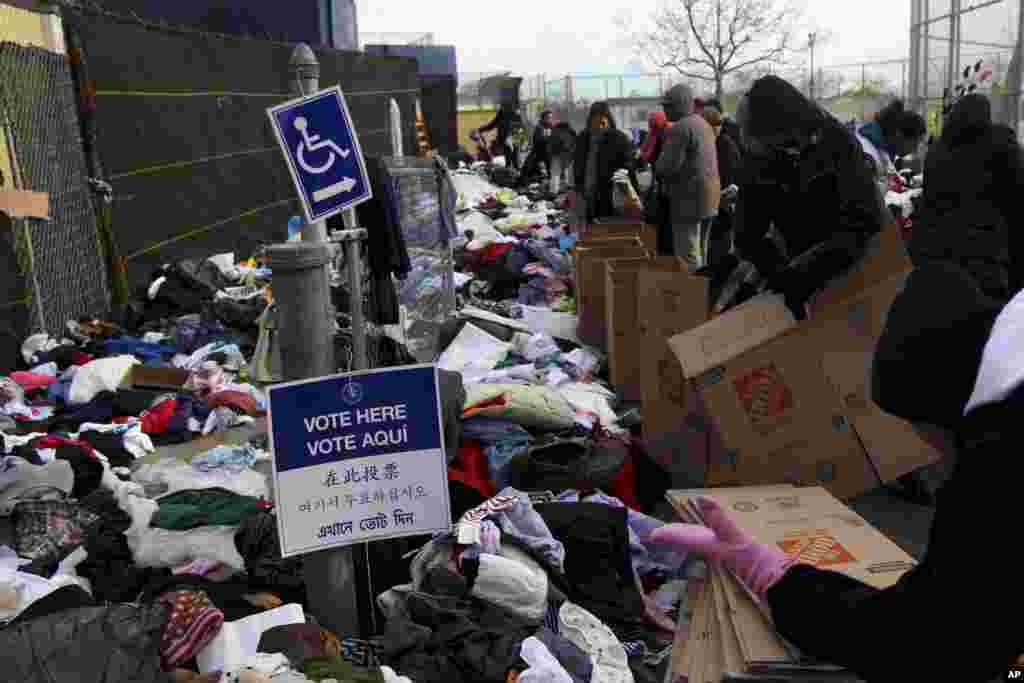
[650,497,796,599]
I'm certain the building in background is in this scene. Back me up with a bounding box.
[365,44,458,154]
[95,0,358,49]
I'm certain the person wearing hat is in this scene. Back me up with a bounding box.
[656,83,720,270]
[910,90,1024,304]
[649,262,1024,681]
[726,75,885,320]
[639,111,673,255]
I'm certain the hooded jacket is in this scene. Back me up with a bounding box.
[639,111,668,163]
[656,84,721,221]
[733,75,885,295]
[909,93,1024,303]
[765,263,1023,682]
[572,102,636,221]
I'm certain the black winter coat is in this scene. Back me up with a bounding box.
[909,95,1024,303]
[768,388,1024,682]
[734,114,884,293]
[573,128,637,221]
[0,603,172,683]
[715,130,743,190]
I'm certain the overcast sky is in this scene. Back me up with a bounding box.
[359,0,1020,82]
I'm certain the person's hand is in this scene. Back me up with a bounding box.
[766,268,814,321]
[649,497,795,599]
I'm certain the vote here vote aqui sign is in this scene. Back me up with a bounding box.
[267,85,373,223]
[268,365,451,557]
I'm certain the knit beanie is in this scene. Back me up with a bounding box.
[870,262,1001,429]
[744,75,824,140]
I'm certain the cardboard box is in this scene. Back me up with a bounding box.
[589,218,658,252]
[812,221,910,314]
[573,235,642,251]
[606,256,687,401]
[669,295,881,499]
[637,269,712,486]
[809,272,943,482]
[575,245,649,348]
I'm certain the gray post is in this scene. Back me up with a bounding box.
[265,243,360,637]
[275,45,363,640]
[291,44,329,244]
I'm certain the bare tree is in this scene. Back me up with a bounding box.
[617,0,804,101]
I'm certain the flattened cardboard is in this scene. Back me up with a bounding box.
[812,222,910,314]
[675,486,917,590]
[0,189,49,219]
[711,569,746,676]
[637,269,710,486]
[575,245,649,348]
[670,316,880,499]
[606,256,687,401]
[811,272,942,482]
[670,293,796,379]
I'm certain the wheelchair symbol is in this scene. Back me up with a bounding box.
[294,116,351,175]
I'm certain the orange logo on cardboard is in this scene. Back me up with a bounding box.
[733,364,794,434]
[778,532,856,567]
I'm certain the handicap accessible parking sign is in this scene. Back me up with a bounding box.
[268,85,373,223]
[268,365,451,557]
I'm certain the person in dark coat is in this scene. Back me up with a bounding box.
[519,110,556,185]
[650,261,1024,682]
[725,75,885,319]
[573,101,637,222]
[909,92,1024,303]
[472,101,524,169]
[548,121,576,195]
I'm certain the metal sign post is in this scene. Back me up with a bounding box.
[264,43,379,639]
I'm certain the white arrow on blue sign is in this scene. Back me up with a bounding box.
[267,85,374,223]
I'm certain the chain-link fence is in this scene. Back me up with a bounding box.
[909,0,1022,136]
[0,40,109,336]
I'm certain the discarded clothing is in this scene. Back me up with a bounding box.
[160,589,225,670]
[556,491,686,577]
[134,457,269,499]
[535,503,646,637]
[455,489,566,573]
[469,550,548,623]
[559,602,634,683]
[0,602,169,683]
[463,384,577,432]
[151,488,265,531]
[67,356,138,405]
[0,457,75,516]
[192,445,263,474]
[519,636,574,683]
[461,418,532,492]
[127,525,248,572]
[533,627,594,683]
[378,590,536,683]
[303,657,385,683]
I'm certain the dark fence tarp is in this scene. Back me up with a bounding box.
[62,6,419,290]
[420,76,457,154]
